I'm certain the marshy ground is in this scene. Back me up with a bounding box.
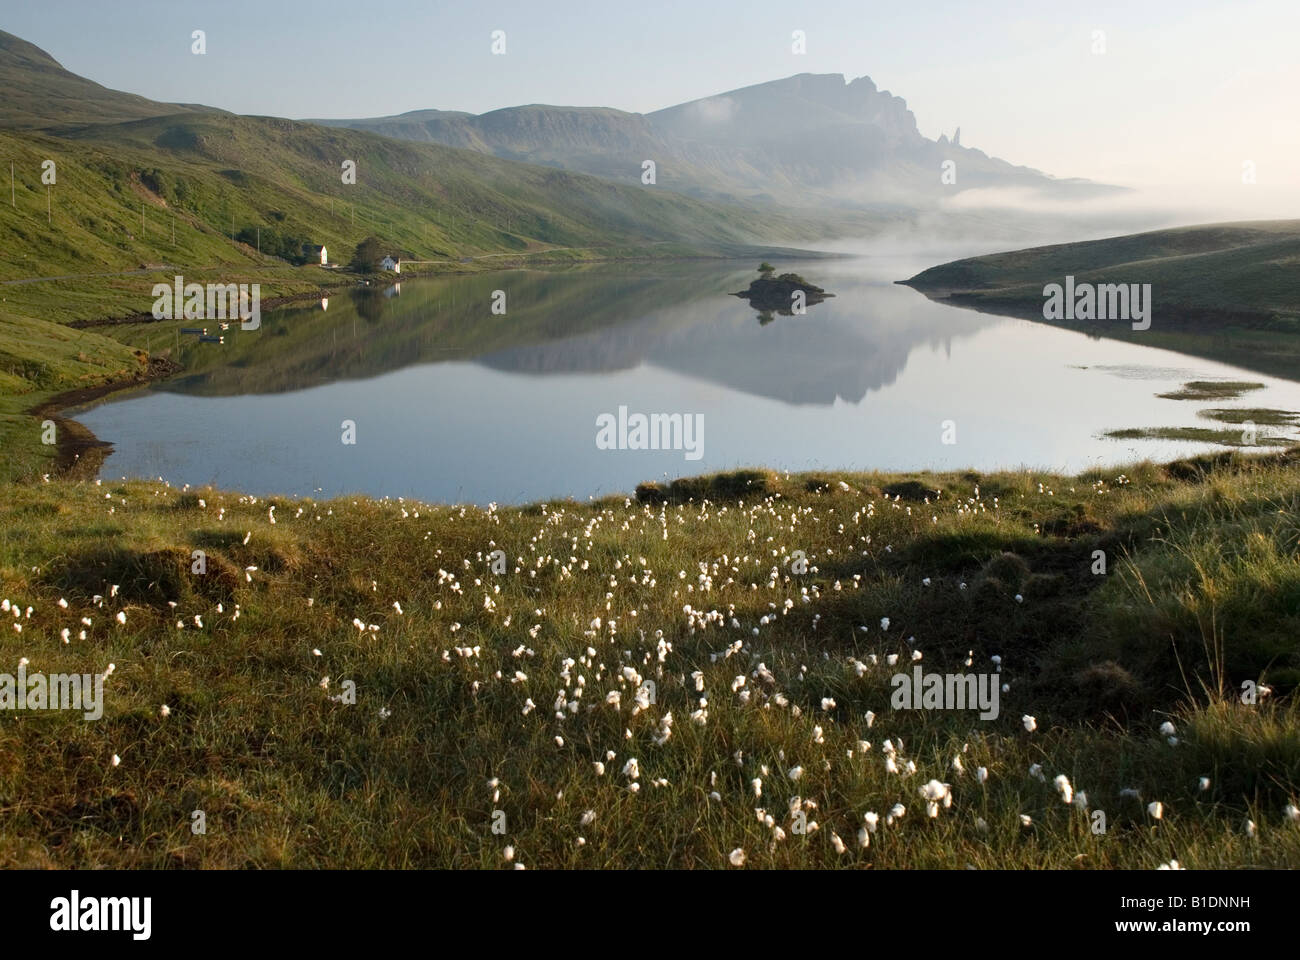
[0,451,1297,868]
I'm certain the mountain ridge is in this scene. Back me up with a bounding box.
[307,72,1118,209]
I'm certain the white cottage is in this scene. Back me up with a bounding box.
[303,244,327,265]
[380,255,401,274]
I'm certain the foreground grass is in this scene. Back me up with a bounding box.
[0,453,1297,869]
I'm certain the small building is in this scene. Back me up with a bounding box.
[303,244,327,265]
[380,255,401,274]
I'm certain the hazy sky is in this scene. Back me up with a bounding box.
[5,0,1298,191]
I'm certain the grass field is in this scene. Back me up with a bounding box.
[0,452,1297,868]
[902,221,1300,381]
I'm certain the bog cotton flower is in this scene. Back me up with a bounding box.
[919,780,951,818]
[1147,801,1164,820]
[1053,775,1073,805]
[1022,715,1037,733]
[728,848,746,866]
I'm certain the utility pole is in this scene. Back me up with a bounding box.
[142,201,145,236]
[257,226,260,254]
[172,213,175,245]
[10,161,13,207]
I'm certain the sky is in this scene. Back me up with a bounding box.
[4,0,1298,192]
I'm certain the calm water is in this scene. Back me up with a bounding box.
[74,258,1300,504]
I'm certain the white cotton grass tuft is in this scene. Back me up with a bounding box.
[1147,801,1164,820]
[1159,720,1176,737]
[1053,775,1073,805]
[1022,715,1037,733]
[728,848,746,867]
[919,780,951,818]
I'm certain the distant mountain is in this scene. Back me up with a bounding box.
[311,74,1118,210]
[0,29,819,285]
[0,29,215,129]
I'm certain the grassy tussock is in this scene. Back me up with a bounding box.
[0,452,1297,868]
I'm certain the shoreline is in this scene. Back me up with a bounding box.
[26,356,182,479]
[23,250,820,480]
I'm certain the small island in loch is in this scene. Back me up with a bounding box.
[733,263,835,322]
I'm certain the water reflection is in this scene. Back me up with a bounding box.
[74,260,1300,504]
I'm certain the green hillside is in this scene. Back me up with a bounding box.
[0,30,212,129]
[902,221,1300,379]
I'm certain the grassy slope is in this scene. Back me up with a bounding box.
[0,30,212,129]
[0,452,1297,868]
[901,221,1300,381]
